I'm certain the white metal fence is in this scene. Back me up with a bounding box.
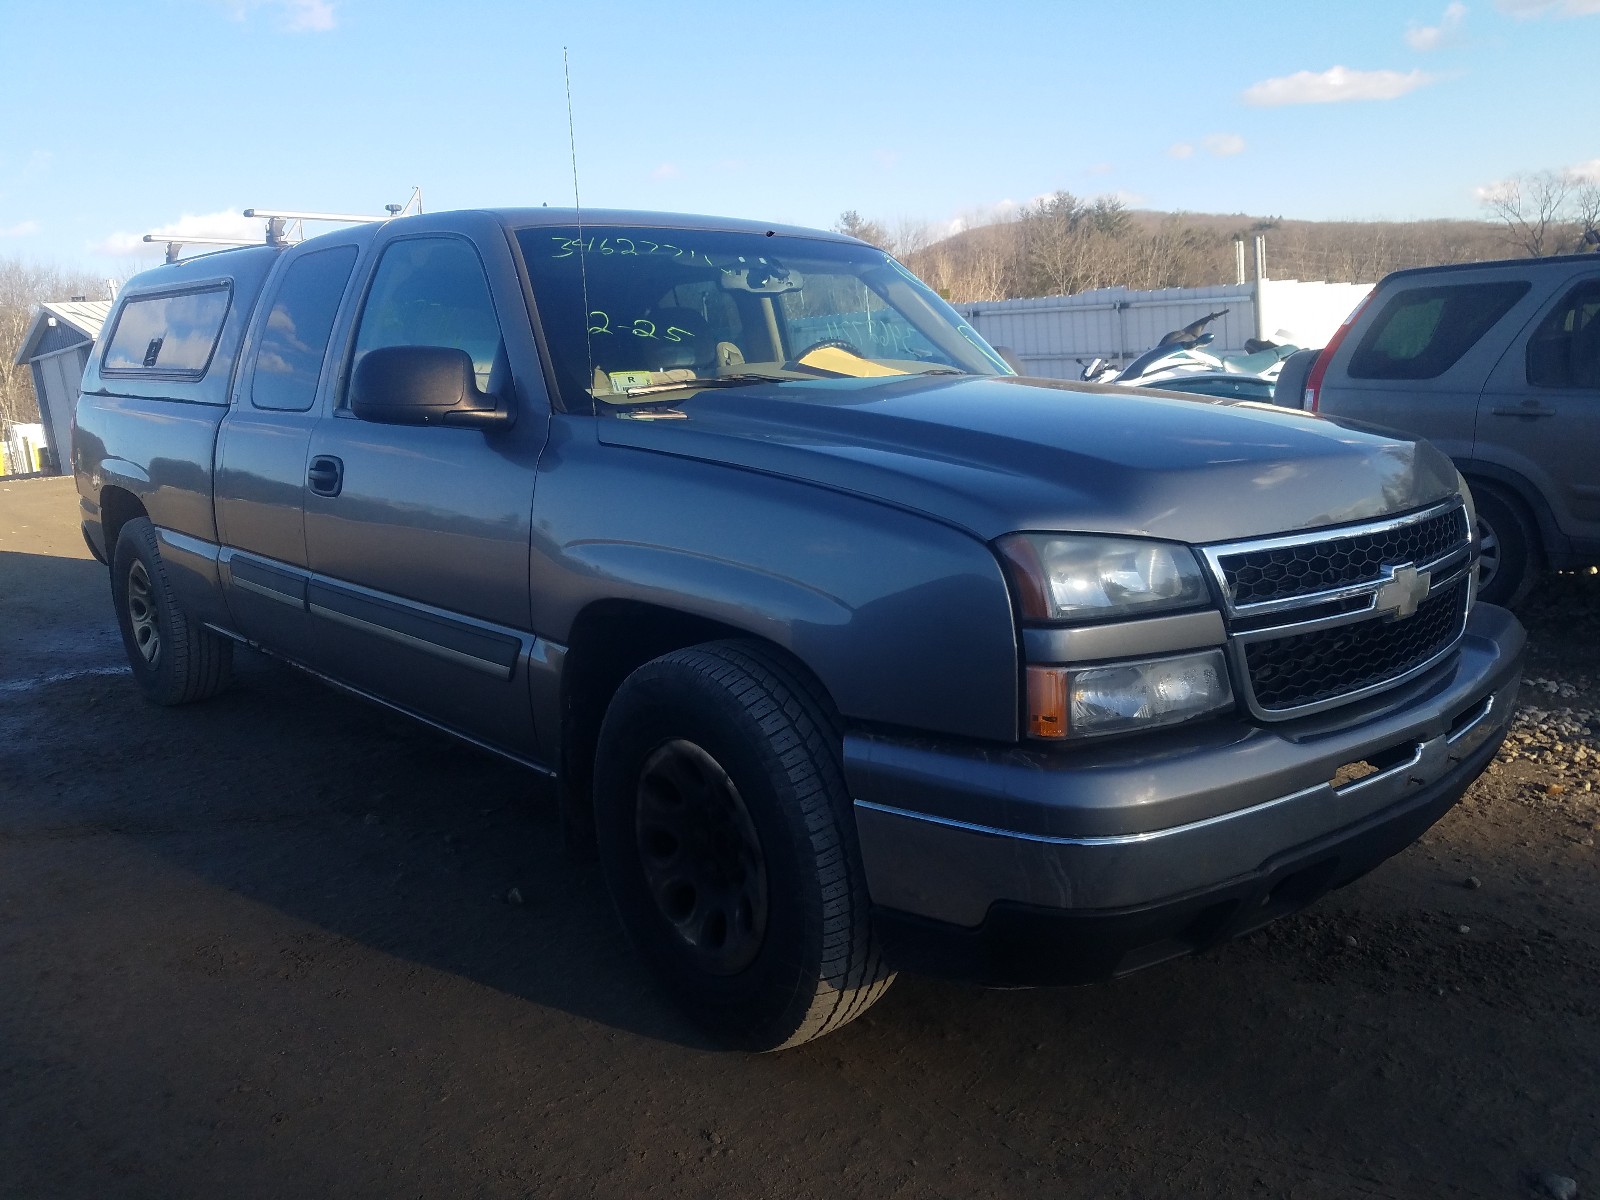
[956,279,1373,379]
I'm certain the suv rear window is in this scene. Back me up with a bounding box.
[101,286,232,377]
[1348,281,1529,380]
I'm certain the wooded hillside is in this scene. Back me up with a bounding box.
[838,193,1600,305]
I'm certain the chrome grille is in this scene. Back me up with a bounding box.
[1202,500,1475,719]
[1217,506,1469,608]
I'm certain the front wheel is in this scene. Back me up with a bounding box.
[111,517,233,705]
[593,641,893,1051]
[1472,485,1540,608]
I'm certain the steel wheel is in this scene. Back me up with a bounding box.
[125,559,161,667]
[634,738,769,976]
[593,641,893,1050]
[1471,485,1539,607]
[111,516,233,706]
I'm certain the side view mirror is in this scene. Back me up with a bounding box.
[349,345,513,430]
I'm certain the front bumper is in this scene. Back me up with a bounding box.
[848,603,1524,986]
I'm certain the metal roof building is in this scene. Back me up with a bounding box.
[11,300,112,475]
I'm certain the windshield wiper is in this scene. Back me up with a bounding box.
[622,373,791,398]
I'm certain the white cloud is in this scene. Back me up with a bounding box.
[1242,66,1437,106]
[1086,162,1113,176]
[1169,136,1244,160]
[1406,2,1468,49]
[95,208,264,257]
[939,198,1025,237]
[1473,158,1600,200]
[1495,0,1600,15]
[650,162,681,182]
[0,220,40,237]
[223,0,336,32]
[284,0,335,31]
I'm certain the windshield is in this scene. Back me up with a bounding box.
[514,224,1010,411]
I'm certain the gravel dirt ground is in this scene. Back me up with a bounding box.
[2,474,1596,1200]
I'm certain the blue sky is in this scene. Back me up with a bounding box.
[3,0,1598,278]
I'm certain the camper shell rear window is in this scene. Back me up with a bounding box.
[101,285,233,378]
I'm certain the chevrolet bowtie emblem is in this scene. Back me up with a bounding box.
[1374,563,1431,620]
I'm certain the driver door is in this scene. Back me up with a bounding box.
[300,230,551,759]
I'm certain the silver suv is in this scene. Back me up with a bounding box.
[1306,254,1600,605]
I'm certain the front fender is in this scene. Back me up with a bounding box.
[531,432,1022,743]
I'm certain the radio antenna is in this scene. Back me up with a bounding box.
[564,47,594,397]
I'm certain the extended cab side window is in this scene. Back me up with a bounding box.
[1527,279,1600,390]
[1348,281,1530,381]
[101,286,232,377]
[251,245,359,412]
[348,237,505,401]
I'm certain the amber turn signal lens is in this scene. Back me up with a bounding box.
[1026,665,1069,739]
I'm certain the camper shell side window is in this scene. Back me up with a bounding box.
[101,285,234,380]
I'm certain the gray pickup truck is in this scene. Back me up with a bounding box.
[74,208,1525,1050]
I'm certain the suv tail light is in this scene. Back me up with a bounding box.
[1304,292,1374,412]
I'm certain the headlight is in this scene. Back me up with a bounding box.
[997,534,1209,621]
[1026,650,1234,739]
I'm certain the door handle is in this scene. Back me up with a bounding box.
[1489,404,1557,418]
[307,455,344,497]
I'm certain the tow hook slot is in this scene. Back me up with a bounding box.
[1330,732,1451,797]
[1329,739,1415,794]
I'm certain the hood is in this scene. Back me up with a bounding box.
[596,374,1460,545]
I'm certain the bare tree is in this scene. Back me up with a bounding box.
[902,208,1022,303]
[832,210,893,251]
[889,217,933,260]
[1481,171,1575,256]
[1020,192,1091,297]
[1573,182,1600,249]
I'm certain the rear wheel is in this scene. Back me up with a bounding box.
[111,517,233,705]
[593,640,893,1051]
[1472,485,1539,607]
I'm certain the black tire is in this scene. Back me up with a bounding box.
[1472,485,1540,608]
[593,640,893,1051]
[111,517,233,705]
